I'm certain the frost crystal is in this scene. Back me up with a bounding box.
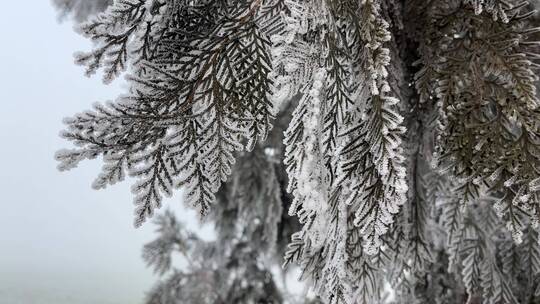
[55,0,540,303]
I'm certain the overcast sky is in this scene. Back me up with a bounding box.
[0,2,206,303]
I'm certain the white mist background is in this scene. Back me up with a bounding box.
[0,2,207,303]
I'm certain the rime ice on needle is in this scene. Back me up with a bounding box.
[55,0,540,303]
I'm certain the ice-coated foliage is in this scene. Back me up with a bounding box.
[52,0,112,21]
[142,210,284,304]
[55,0,540,303]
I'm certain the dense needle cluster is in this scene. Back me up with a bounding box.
[55,0,540,303]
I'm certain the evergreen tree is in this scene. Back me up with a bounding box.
[142,210,284,304]
[55,0,540,303]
